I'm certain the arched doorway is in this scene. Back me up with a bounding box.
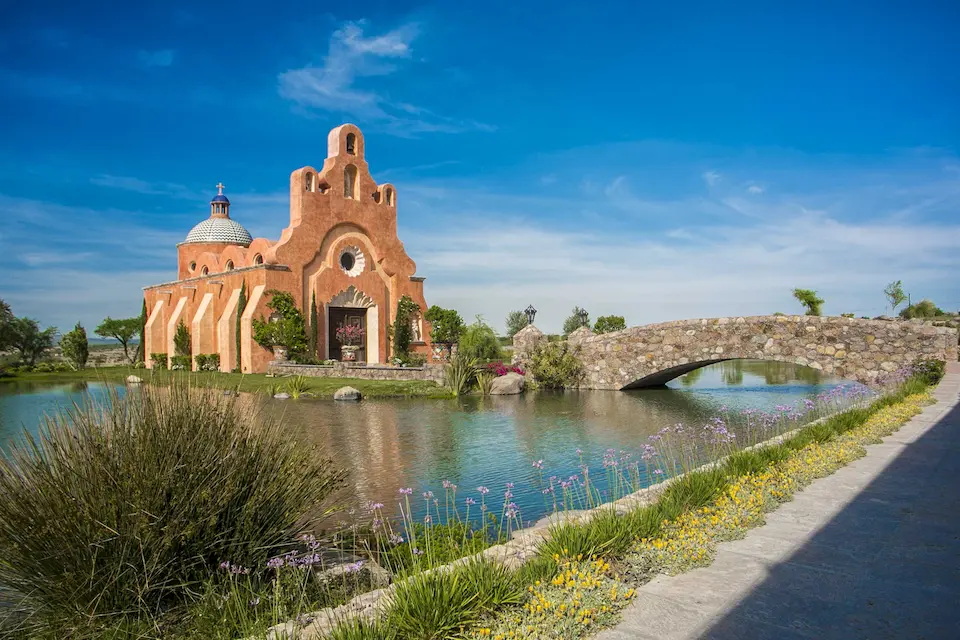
[326,286,379,363]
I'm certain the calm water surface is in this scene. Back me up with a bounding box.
[0,361,851,524]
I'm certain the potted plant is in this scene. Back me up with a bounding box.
[336,324,364,362]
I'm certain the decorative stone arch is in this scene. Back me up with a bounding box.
[327,123,365,159]
[344,164,358,200]
[325,285,379,363]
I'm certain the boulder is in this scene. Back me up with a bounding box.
[490,372,525,395]
[125,375,143,384]
[334,386,362,401]
[273,392,291,399]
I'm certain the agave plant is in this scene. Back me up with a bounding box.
[445,353,479,397]
[286,375,311,399]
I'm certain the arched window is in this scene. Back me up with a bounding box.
[305,172,315,192]
[344,165,358,200]
[201,266,209,276]
[385,187,394,206]
[253,254,264,265]
[346,133,356,155]
[225,260,234,271]
[189,261,197,273]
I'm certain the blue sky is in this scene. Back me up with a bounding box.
[1,0,958,334]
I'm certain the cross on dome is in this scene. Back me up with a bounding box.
[216,182,225,195]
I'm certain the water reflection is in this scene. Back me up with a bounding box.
[0,360,844,523]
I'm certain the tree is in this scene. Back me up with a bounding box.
[791,289,824,316]
[235,281,247,371]
[458,315,501,362]
[0,298,14,351]
[95,317,140,364]
[883,280,907,314]
[899,299,945,320]
[60,323,89,370]
[425,306,466,345]
[593,315,626,334]
[173,320,191,357]
[9,317,57,366]
[392,296,420,360]
[308,292,318,359]
[505,310,528,337]
[137,300,147,363]
[562,306,590,335]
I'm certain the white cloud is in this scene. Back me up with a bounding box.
[702,170,721,187]
[137,49,175,68]
[91,174,197,199]
[278,20,492,135]
[747,184,764,194]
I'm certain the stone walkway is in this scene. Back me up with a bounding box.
[597,364,960,640]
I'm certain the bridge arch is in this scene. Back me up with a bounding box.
[543,315,956,390]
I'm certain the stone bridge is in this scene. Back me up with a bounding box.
[513,315,958,390]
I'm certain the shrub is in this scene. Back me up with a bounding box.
[392,295,420,360]
[0,381,345,633]
[593,315,626,334]
[528,342,583,389]
[194,353,221,372]
[912,358,945,385]
[170,354,192,370]
[899,299,945,319]
[251,290,308,356]
[60,323,89,370]
[484,361,524,377]
[457,316,502,362]
[150,353,168,370]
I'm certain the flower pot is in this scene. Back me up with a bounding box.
[341,346,358,362]
[272,345,289,361]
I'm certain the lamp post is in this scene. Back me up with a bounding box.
[524,304,537,326]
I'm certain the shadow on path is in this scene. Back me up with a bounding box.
[700,401,960,639]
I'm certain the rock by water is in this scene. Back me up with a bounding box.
[334,386,362,401]
[490,372,525,395]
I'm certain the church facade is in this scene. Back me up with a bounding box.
[143,124,432,373]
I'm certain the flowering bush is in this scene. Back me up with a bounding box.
[470,556,635,639]
[335,324,365,347]
[486,360,525,377]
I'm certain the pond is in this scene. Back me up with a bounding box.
[0,361,865,526]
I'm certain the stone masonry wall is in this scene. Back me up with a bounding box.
[517,315,958,390]
[268,361,445,385]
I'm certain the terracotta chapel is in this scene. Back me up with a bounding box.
[143,124,432,373]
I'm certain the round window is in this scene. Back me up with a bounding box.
[189,261,197,272]
[337,246,366,277]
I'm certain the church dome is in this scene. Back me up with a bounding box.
[184,217,253,246]
[182,183,252,246]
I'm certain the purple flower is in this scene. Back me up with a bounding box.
[370,502,385,511]
[576,448,583,455]
[389,534,404,545]
[423,491,434,500]
[532,459,544,470]
[399,487,413,495]
[412,547,424,556]
[249,597,261,607]
[465,497,476,506]
[267,557,284,570]
[504,490,513,500]
[424,515,432,523]
[344,561,365,574]
[505,482,515,489]
[477,486,490,495]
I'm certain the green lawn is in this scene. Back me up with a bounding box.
[1,367,450,399]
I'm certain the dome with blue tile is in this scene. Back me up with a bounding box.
[183,183,252,246]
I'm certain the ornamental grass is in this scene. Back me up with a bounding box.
[0,380,345,638]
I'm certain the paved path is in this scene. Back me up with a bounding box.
[598,364,960,640]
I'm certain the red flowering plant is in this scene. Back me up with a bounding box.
[485,361,525,377]
[335,324,364,347]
